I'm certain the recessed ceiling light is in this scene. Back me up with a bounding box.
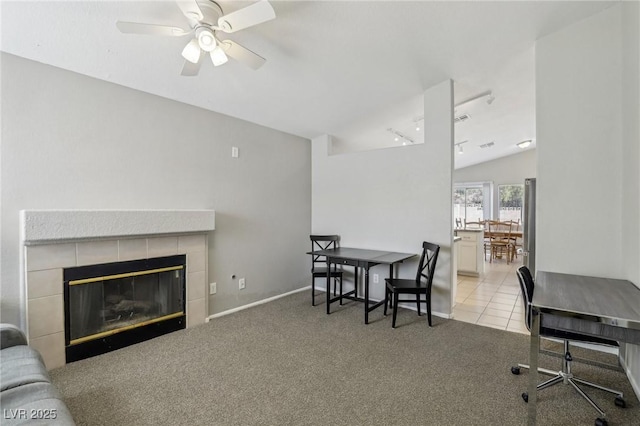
[517,140,532,149]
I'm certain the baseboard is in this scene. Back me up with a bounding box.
[206,286,310,321]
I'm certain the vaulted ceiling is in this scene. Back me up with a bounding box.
[0,1,617,168]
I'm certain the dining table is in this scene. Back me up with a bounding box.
[306,247,415,324]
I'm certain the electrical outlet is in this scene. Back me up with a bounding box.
[209,282,217,295]
[239,278,246,290]
[231,146,239,158]
[373,274,379,284]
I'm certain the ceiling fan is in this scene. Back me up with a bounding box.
[116,0,276,76]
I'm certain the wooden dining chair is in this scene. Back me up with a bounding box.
[464,219,484,229]
[310,235,343,306]
[488,220,513,263]
[383,241,440,328]
[507,220,522,260]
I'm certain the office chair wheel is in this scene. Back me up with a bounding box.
[614,395,626,408]
[521,392,528,403]
[595,418,608,426]
[511,366,521,375]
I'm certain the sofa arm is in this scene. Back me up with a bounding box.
[1,323,28,349]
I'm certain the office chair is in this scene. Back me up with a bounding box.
[511,266,626,426]
[310,235,343,307]
[384,241,440,328]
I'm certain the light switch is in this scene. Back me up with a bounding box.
[232,147,239,158]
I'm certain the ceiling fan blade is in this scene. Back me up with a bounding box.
[116,21,187,36]
[218,0,275,33]
[176,0,203,21]
[181,56,203,76]
[220,40,266,70]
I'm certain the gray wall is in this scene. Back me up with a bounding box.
[0,53,312,327]
[535,4,640,396]
[311,80,454,317]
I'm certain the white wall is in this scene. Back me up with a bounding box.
[312,80,454,318]
[620,0,640,399]
[536,3,640,396]
[0,54,312,327]
[454,149,536,219]
[536,5,623,277]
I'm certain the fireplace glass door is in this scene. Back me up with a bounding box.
[64,255,186,361]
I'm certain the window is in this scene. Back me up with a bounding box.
[498,184,524,223]
[454,185,485,224]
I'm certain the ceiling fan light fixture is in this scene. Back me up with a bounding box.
[211,47,229,66]
[182,38,201,64]
[197,28,217,52]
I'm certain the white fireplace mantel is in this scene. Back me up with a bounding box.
[20,209,215,244]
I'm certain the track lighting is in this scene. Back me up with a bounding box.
[455,90,494,108]
[454,140,468,155]
[388,128,415,145]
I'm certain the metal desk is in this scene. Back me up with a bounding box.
[528,271,640,424]
[307,247,415,324]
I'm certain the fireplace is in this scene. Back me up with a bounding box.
[64,255,187,362]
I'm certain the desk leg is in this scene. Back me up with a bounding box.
[354,266,358,299]
[364,265,370,324]
[326,259,331,315]
[528,308,540,425]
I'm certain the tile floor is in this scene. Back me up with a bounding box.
[453,257,529,335]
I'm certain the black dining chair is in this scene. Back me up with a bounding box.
[511,266,626,426]
[310,235,343,307]
[384,241,440,328]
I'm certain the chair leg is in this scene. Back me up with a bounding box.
[311,277,315,306]
[392,292,399,328]
[416,294,421,316]
[339,277,343,305]
[426,297,432,326]
[383,288,388,316]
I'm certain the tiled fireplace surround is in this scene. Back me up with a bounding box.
[21,210,215,370]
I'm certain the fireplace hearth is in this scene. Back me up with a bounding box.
[64,255,186,362]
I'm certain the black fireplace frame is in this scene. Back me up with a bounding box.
[63,254,186,363]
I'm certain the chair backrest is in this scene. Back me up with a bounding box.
[488,220,512,242]
[516,266,535,331]
[416,241,440,289]
[310,235,340,272]
[464,219,484,229]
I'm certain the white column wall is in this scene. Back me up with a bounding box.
[312,80,454,317]
[620,0,640,399]
[536,3,640,397]
[536,5,623,277]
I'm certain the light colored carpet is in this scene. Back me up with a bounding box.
[50,291,639,425]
